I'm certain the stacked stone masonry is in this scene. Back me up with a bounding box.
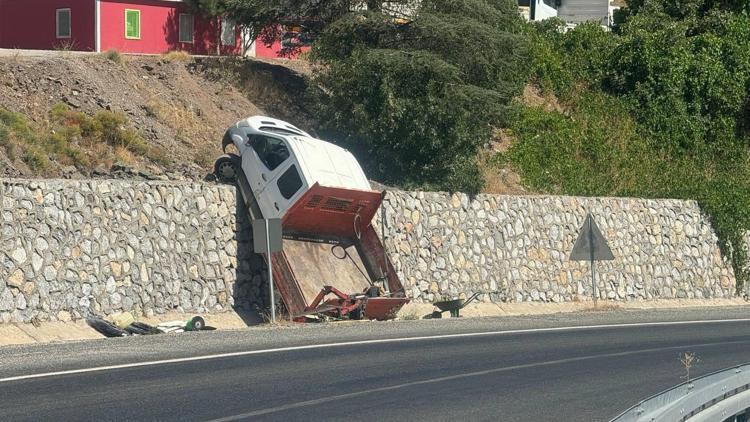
[0,179,738,323]
[0,179,268,324]
[376,191,736,304]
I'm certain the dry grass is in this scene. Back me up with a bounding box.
[144,98,208,168]
[579,302,622,312]
[477,126,528,195]
[257,308,297,326]
[398,306,423,320]
[680,352,700,383]
[481,162,526,195]
[193,143,218,169]
[478,149,526,196]
[521,84,566,113]
[102,49,123,64]
[113,146,137,165]
[162,51,191,62]
[145,98,204,144]
[53,39,78,53]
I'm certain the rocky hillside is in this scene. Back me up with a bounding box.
[0,52,315,180]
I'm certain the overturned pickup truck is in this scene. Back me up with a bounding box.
[214,116,409,321]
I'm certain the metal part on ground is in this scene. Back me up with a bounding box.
[293,285,409,322]
[86,315,211,337]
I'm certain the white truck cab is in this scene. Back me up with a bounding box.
[217,116,371,220]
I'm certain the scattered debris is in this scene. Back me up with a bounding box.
[85,313,213,338]
[294,286,409,322]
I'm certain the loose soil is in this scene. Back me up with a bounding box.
[0,52,315,180]
[0,50,528,193]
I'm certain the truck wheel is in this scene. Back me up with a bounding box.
[214,154,240,184]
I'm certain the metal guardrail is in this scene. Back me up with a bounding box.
[611,362,750,422]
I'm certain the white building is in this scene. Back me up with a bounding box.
[523,0,621,28]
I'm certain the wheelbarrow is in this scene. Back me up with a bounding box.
[430,292,481,318]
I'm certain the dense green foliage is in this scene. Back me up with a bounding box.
[511,5,750,290]
[223,0,750,288]
[225,0,366,54]
[310,0,528,192]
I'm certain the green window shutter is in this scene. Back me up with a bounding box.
[125,10,140,39]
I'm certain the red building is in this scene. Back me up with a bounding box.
[0,0,292,58]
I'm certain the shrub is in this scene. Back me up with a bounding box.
[510,8,750,291]
[102,49,123,64]
[23,146,49,171]
[311,0,529,193]
[1,104,157,174]
[162,51,191,62]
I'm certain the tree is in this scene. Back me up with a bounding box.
[223,1,419,56]
[184,0,229,55]
[310,0,528,192]
[614,0,750,28]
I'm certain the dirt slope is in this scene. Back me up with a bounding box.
[0,53,313,180]
[0,51,528,194]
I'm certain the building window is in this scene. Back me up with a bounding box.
[125,9,140,39]
[277,165,303,200]
[56,9,71,39]
[179,14,194,43]
[221,18,235,47]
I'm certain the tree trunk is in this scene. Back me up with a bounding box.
[366,0,381,12]
[216,16,222,56]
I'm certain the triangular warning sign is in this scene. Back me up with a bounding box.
[570,213,614,261]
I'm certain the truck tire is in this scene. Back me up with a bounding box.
[214,154,240,184]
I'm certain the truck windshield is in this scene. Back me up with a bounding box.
[251,135,290,171]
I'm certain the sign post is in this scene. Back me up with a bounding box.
[253,218,283,323]
[569,213,614,304]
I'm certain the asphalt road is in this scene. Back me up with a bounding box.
[2,308,750,421]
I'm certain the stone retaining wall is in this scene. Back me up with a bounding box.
[0,179,738,323]
[0,179,267,323]
[377,191,736,303]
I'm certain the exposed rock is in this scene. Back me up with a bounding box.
[7,269,24,288]
[0,289,14,311]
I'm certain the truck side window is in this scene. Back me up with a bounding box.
[277,165,303,199]
[251,135,290,171]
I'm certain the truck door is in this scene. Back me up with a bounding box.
[261,159,307,219]
[243,134,290,193]
[246,135,299,218]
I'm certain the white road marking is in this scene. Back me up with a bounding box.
[206,338,750,421]
[1,318,749,384]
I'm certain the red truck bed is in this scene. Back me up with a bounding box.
[264,183,408,320]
